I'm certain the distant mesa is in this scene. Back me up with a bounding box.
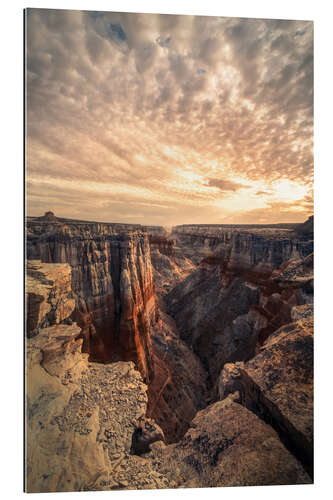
[39,211,58,222]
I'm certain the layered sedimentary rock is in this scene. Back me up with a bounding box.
[167,225,313,382]
[27,221,156,382]
[25,215,314,491]
[149,232,195,295]
[26,260,76,337]
[148,304,207,442]
[172,224,312,267]
[25,260,172,492]
[217,308,313,477]
[294,215,314,239]
[26,219,208,439]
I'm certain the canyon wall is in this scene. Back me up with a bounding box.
[172,224,312,267]
[25,216,314,490]
[25,260,171,492]
[26,260,312,491]
[166,224,313,382]
[26,218,207,441]
[149,232,195,295]
[27,221,156,382]
[217,304,313,478]
[147,304,208,442]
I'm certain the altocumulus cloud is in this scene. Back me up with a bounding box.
[26,9,313,225]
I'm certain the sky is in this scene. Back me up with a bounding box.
[26,9,313,226]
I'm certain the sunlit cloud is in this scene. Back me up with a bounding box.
[26,9,313,225]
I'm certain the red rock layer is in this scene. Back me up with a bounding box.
[27,224,157,382]
[167,227,313,382]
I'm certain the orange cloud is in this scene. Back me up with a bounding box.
[26,9,313,225]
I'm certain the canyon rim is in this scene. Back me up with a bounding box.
[24,8,314,493]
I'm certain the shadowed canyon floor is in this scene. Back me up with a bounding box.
[25,213,314,491]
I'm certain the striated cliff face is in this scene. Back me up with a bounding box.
[166,225,313,383]
[149,232,195,296]
[25,215,314,491]
[172,224,312,268]
[27,222,156,382]
[26,219,207,442]
[217,306,313,478]
[147,304,208,442]
[25,261,171,492]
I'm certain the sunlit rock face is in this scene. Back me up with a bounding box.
[27,220,157,383]
[149,231,195,296]
[26,218,209,444]
[26,260,76,337]
[26,321,160,492]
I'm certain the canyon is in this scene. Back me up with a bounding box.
[25,212,313,492]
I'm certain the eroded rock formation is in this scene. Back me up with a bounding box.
[26,260,76,337]
[27,223,156,382]
[150,394,311,487]
[166,225,313,382]
[26,324,170,492]
[25,215,314,491]
[217,307,313,477]
[149,231,195,295]
[147,303,208,442]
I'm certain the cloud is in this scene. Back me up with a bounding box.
[26,9,313,225]
[207,178,248,192]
